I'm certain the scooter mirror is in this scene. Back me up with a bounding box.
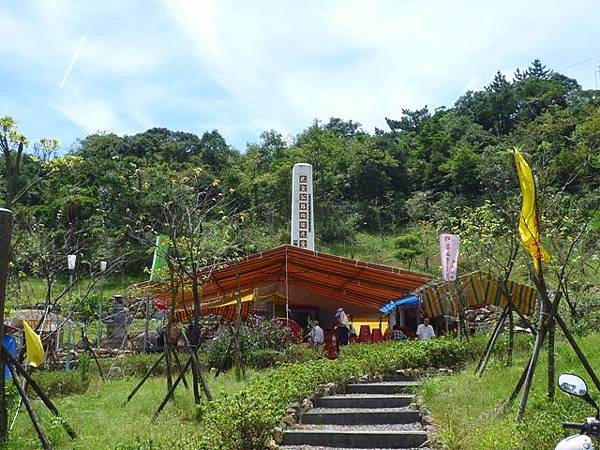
[558,374,588,397]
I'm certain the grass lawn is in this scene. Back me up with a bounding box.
[422,333,600,449]
[7,368,257,450]
[11,273,145,307]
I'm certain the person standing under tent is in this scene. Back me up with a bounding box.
[392,325,407,341]
[310,319,324,346]
[416,317,435,340]
[334,307,350,346]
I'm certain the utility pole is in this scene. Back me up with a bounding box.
[0,208,14,443]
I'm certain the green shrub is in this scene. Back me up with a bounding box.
[246,349,281,369]
[30,369,89,398]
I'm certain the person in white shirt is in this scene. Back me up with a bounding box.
[416,317,435,340]
[310,320,324,345]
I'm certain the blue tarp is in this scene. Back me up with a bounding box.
[3,335,17,380]
[379,295,420,315]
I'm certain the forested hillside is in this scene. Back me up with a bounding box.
[2,59,599,284]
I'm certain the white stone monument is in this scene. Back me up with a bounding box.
[291,163,315,250]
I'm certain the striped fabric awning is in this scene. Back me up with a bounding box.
[417,271,537,318]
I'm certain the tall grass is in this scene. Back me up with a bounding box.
[423,333,600,449]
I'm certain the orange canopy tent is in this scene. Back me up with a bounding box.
[135,245,429,327]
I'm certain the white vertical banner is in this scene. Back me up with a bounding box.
[439,233,460,281]
[291,163,315,250]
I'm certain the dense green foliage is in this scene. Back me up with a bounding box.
[1,59,599,330]
[2,60,598,280]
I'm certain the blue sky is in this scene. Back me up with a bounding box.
[2,0,600,153]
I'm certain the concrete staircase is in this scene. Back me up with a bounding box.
[281,372,429,449]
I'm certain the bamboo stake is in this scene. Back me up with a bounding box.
[170,348,189,390]
[0,208,13,443]
[516,297,546,422]
[507,302,514,367]
[8,364,51,450]
[506,292,561,410]
[547,315,555,400]
[477,307,509,377]
[475,305,509,376]
[190,358,200,404]
[555,313,600,392]
[81,333,104,381]
[2,347,77,439]
[214,338,233,378]
[190,350,212,401]
[151,357,192,422]
[124,352,165,404]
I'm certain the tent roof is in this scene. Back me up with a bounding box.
[136,245,430,317]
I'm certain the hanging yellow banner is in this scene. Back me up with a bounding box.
[23,321,44,367]
[513,148,550,270]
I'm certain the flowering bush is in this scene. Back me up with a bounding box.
[205,317,293,369]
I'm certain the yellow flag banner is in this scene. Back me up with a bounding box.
[23,320,44,368]
[513,148,550,270]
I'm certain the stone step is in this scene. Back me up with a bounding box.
[346,381,421,395]
[282,427,428,448]
[314,394,414,408]
[383,373,419,382]
[302,407,420,425]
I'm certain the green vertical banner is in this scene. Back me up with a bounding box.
[150,234,170,281]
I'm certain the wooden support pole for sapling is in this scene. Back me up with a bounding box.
[178,328,198,402]
[2,347,77,439]
[151,357,192,422]
[124,352,165,404]
[7,364,51,450]
[505,292,561,410]
[555,313,600,393]
[507,302,514,367]
[516,296,546,422]
[189,350,212,401]
[81,331,104,381]
[170,348,189,390]
[547,314,556,400]
[0,208,13,444]
[214,338,233,378]
[475,305,510,376]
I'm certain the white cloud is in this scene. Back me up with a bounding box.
[2,0,600,150]
[163,0,592,138]
[56,91,121,135]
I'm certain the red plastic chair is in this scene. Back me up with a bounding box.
[273,318,302,343]
[358,325,371,343]
[371,328,383,343]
